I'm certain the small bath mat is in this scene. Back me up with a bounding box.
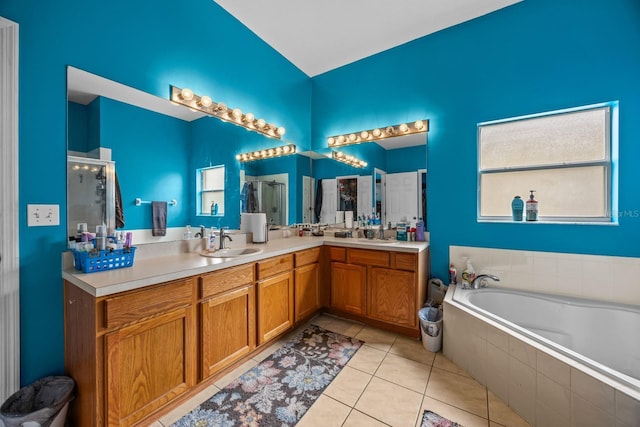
[421,410,462,427]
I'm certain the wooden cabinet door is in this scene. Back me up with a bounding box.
[105,306,196,427]
[330,262,366,315]
[368,267,417,327]
[294,263,319,322]
[201,284,256,380]
[257,271,294,345]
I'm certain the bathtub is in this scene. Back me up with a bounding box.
[444,285,640,426]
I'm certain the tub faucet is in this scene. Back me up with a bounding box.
[470,274,500,289]
[219,227,232,250]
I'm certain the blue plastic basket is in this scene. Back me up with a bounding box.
[72,247,136,273]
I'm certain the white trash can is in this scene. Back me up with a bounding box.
[418,307,443,352]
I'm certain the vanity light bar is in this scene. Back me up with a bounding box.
[170,86,286,140]
[236,144,296,162]
[327,119,429,148]
[332,150,368,168]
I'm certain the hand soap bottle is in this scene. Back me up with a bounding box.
[511,196,524,221]
[526,190,538,221]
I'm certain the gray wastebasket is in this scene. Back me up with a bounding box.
[0,376,74,427]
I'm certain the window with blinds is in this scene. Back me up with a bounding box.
[198,165,225,216]
[478,103,616,222]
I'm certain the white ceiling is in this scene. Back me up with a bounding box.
[214,0,522,77]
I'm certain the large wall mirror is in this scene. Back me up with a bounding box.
[66,66,310,243]
[311,131,427,229]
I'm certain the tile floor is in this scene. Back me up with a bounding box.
[149,314,531,427]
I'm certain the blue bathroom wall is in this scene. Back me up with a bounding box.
[385,146,426,174]
[0,0,311,385]
[312,0,640,281]
[66,102,87,152]
[99,97,191,229]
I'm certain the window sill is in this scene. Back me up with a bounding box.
[197,214,224,217]
[477,219,618,226]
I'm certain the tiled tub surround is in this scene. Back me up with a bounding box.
[444,286,640,426]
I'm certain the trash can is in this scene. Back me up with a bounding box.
[418,306,443,352]
[0,376,74,427]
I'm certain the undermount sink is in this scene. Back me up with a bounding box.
[201,247,263,258]
[356,238,400,244]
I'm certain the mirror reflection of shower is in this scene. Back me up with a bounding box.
[244,179,287,226]
[67,156,115,238]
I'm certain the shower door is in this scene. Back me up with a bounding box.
[67,156,115,237]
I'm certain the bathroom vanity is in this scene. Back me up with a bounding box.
[62,237,428,426]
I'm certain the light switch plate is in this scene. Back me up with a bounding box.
[27,204,60,226]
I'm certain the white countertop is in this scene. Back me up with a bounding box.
[62,236,429,297]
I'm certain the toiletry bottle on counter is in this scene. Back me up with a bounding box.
[208,227,216,252]
[448,264,457,285]
[526,190,538,221]
[511,196,524,221]
[184,225,192,240]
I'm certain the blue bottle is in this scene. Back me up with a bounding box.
[511,196,524,221]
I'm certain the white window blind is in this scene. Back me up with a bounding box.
[478,104,614,221]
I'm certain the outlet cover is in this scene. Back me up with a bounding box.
[27,204,60,226]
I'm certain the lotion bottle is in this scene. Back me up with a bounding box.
[526,190,538,221]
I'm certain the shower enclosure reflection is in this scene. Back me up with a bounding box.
[242,180,287,226]
[67,156,115,238]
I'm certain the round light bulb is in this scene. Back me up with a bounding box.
[90,167,98,173]
[399,123,409,133]
[253,151,260,157]
[386,126,395,135]
[235,154,241,160]
[268,149,275,156]
[336,152,344,158]
[276,127,286,136]
[245,113,255,124]
[337,135,346,144]
[232,108,242,119]
[348,133,357,142]
[362,161,368,167]
[275,147,283,154]
[180,88,194,101]
[72,165,80,170]
[82,165,89,170]
[328,137,335,146]
[372,128,381,137]
[415,120,425,130]
[360,131,369,139]
[260,150,267,157]
[256,119,266,128]
[283,145,291,153]
[199,96,212,108]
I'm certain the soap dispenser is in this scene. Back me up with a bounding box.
[526,190,538,221]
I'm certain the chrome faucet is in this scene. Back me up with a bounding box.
[470,274,500,289]
[195,225,206,239]
[219,227,232,250]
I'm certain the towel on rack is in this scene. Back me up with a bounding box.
[115,172,125,229]
[151,201,167,236]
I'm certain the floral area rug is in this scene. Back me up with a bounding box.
[420,410,462,427]
[171,325,363,427]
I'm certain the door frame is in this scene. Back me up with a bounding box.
[0,16,20,401]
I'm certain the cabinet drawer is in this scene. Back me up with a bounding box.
[327,246,346,262]
[257,254,293,280]
[392,252,417,271]
[104,278,193,329]
[295,247,320,267]
[348,249,389,267]
[200,264,255,299]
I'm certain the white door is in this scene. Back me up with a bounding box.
[357,175,373,218]
[319,178,337,224]
[386,171,418,226]
[302,176,315,223]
